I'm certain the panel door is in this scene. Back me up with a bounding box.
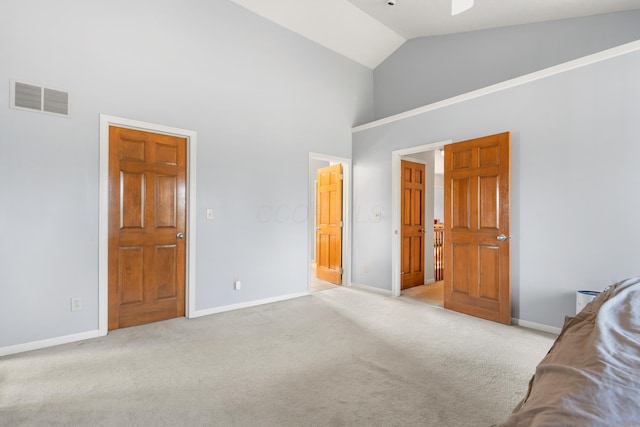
[443,132,511,324]
[316,164,342,285]
[108,126,187,330]
[401,160,426,289]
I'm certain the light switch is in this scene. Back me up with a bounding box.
[206,209,214,220]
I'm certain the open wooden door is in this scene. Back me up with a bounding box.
[316,164,342,285]
[443,132,511,324]
[108,126,187,330]
[401,160,426,290]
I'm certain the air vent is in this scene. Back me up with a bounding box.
[10,80,70,117]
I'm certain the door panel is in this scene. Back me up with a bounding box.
[121,172,145,228]
[316,164,342,285]
[155,245,178,299]
[119,247,144,304]
[109,126,187,330]
[479,175,499,229]
[444,132,511,324]
[452,178,470,229]
[156,176,177,227]
[401,160,425,289]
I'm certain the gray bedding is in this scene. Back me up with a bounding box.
[500,277,640,426]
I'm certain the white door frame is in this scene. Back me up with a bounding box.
[308,153,352,289]
[391,140,450,297]
[98,114,198,335]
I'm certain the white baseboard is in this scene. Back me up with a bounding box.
[350,283,393,295]
[512,318,562,335]
[190,291,311,318]
[424,278,436,285]
[0,329,104,357]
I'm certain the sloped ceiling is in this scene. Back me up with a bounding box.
[230,0,640,69]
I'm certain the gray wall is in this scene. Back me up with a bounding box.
[374,10,640,119]
[434,174,444,224]
[353,49,640,328]
[0,0,373,348]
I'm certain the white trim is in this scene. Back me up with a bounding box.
[308,153,353,290]
[99,115,198,336]
[0,330,102,357]
[424,278,436,285]
[353,40,640,133]
[391,141,451,297]
[350,283,393,296]
[191,292,310,318]
[513,318,561,335]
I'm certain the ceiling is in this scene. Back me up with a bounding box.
[230,0,640,69]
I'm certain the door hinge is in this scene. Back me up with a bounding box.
[339,174,344,180]
[339,221,343,227]
[339,268,344,275]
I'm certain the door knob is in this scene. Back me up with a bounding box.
[177,232,184,239]
[419,228,426,234]
[316,227,321,231]
[497,234,510,241]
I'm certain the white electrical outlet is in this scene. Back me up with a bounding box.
[71,297,82,312]
[206,208,214,220]
[234,280,241,290]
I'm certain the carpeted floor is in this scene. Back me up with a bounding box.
[0,286,555,426]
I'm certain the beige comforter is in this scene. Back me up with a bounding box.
[500,277,640,426]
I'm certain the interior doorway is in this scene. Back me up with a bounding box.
[392,133,512,325]
[391,141,450,304]
[308,153,352,292]
[403,150,446,305]
[108,126,187,330]
[98,115,198,336]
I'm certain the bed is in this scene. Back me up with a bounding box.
[499,277,640,426]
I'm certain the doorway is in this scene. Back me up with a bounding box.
[392,133,512,325]
[392,141,449,299]
[395,147,445,306]
[308,153,352,292]
[108,126,187,330]
[98,115,198,336]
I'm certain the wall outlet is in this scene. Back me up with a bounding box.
[364,264,369,273]
[234,280,241,290]
[206,208,214,220]
[71,297,82,312]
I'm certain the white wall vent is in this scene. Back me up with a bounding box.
[10,80,70,117]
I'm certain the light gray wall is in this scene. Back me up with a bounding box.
[374,10,640,119]
[434,174,444,225]
[0,0,373,348]
[353,49,640,328]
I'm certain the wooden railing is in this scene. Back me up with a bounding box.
[434,224,444,281]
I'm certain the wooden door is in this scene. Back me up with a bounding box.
[316,164,342,285]
[401,160,426,289]
[443,132,511,324]
[108,126,187,330]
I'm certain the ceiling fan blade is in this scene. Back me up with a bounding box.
[451,0,474,16]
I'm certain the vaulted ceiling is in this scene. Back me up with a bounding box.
[230,0,640,68]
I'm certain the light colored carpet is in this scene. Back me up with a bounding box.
[0,286,555,426]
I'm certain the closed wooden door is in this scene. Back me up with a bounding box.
[443,132,511,324]
[108,126,187,330]
[401,160,425,289]
[316,164,342,285]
